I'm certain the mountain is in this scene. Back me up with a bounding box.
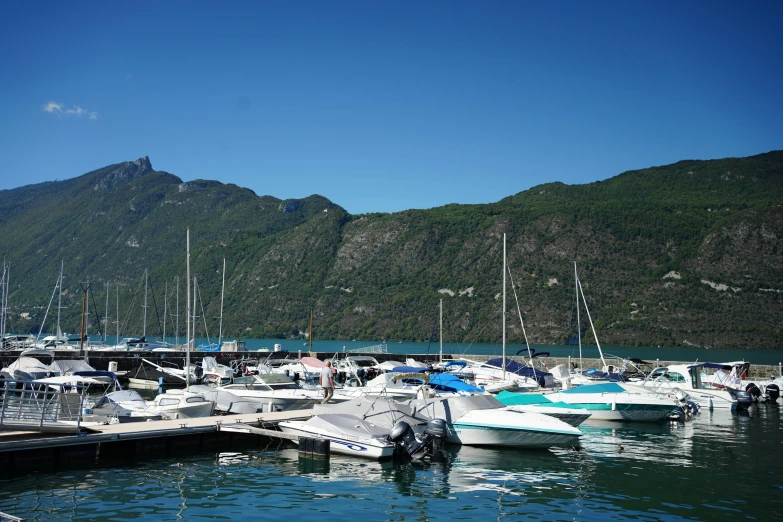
[0,152,781,349]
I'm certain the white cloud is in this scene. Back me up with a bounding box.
[42,100,98,120]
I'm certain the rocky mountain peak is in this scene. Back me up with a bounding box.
[94,156,154,191]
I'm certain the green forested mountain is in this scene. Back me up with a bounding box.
[1,152,781,349]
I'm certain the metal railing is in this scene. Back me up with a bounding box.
[348,343,388,354]
[0,379,86,431]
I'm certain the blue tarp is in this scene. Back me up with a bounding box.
[428,373,484,394]
[582,369,626,382]
[560,382,626,394]
[485,358,552,386]
[495,390,552,405]
[388,366,433,374]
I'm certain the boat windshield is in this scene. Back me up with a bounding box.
[257,373,302,389]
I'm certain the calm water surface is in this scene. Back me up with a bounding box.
[1,405,780,521]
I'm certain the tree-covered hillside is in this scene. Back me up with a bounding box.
[1,152,781,349]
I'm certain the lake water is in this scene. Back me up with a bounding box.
[205,337,783,366]
[1,404,780,521]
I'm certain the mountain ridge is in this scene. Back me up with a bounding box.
[0,151,781,349]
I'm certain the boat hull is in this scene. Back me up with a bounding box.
[278,421,394,459]
[446,409,582,448]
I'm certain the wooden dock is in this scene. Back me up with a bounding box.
[0,410,313,475]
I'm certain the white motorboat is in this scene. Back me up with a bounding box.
[279,414,396,459]
[411,395,582,448]
[200,356,233,385]
[494,391,591,427]
[90,389,164,423]
[217,374,346,412]
[541,382,682,421]
[638,363,742,409]
[145,389,215,419]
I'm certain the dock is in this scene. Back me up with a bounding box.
[0,409,312,475]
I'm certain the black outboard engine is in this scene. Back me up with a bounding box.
[421,419,448,456]
[765,383,780,403]
[356,367,366,385]
[745,382,762,402]
[733,389,753,409]
[389,421,427,460]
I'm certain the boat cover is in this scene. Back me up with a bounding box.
[582,369,626,382]
[301,357,326,368]
[304,414,390,439]
[428,373,484,394]
[485,358,552,386]
[50,360,95,374]
[495,391,553,405]
[388,365,433,374]
[313,397,427,429]
[411,395,504,423]
[560,382,626,394]
[189,385,265,414]
[94,389,147,407]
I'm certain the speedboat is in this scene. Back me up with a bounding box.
[542,382,682,421]
[495,391,591,427]
[637,364,742,409]
[217,373,347,412]
[410,395,582,448]
[91,389,164,423]
[145,389,215,419]
[278,414,396,459]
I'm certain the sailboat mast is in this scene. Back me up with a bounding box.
[218,258,225,347]
[163,280,168,344]
[56,260,63,338]
[186,229,191,350]
[175,276,180,346]
[439,298,443,363]
[0,263,6,339]
[577,277,607,370]
[142,269,148,337]
[575,262,582,371]
[116,285,119,344]
[79,285,87,350]
[502,233,507,380]
[104,282,109,344]
[309,308,313,350]
[188,276,195,392]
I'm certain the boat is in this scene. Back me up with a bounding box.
[278,414,396,459]
[541,382,682,421]
[145,388,215,419]
[410,394,583,448]
[638,363,743,409]
[216,373,342,412]
[90,389,164,423]
[200,356,234,384]
[494,391,592,427]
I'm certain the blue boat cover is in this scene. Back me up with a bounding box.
[428,373,484,394]
[198,344,220,352]
[444,361,467,368]
[485,358,552,386]
[560,382,626,394]
[389,366,432,374]
[73,370,117,380]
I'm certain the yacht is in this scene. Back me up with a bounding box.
[217,373,346,412]
[638,363,742,409]
[278,414,396,459]
[542,382,683,421]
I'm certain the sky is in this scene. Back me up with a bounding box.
[0,1,781,214]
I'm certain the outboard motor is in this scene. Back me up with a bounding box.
[421,419,448,456]
[765,383,780,403]
[733,390,753,409]
[745,382,762,402]
[356,367,366,385]
[389,421,427,460]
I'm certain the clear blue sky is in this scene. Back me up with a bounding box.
[1,1,781,214]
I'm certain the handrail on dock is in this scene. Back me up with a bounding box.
[348,343,388,354]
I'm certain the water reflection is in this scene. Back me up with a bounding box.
[0,404,781,521]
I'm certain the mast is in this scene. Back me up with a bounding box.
[309,309,313,350]
[575,262,582,371]
[163,280,168,344]
[502,233,506,380]
[79,284,88,350]
[218,258,225,348]
[0,263,6,339]
[142,268,148,338]
[175,276,180,346]
[439,298,443,363]
[188,276,196,392]
[56,260,63,338]
[186,229,191,350]
[577,276,607,370]
[104,282,109,344]
[116,285,119,344]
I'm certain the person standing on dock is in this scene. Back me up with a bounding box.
[320,360,335,403]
